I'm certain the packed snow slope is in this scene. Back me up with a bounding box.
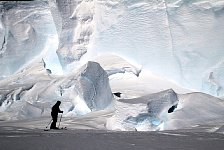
[0,0,224,132]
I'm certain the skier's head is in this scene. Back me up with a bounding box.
[56,101,61,105]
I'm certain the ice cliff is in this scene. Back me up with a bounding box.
[0,0,224,96]
[0,1,57,77]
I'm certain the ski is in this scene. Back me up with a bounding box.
[44,127,67,131]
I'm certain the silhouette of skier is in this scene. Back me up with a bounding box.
[50,101,63,129]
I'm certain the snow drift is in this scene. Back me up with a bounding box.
[0,61,113,120]
[106,89,179,131]
[164,92,224,130]
[107,89,224,131]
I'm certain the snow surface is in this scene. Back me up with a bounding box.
[0,126,224,150]
[0,0,224,133]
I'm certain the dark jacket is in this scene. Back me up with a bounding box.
[51,101,63,118]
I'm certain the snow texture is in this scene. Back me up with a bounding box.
[75,61,113,110]
[107,89,224,131]
[107,89,179,131]
[48,0,95,68]
[164,92,224,130]
[0,1,57,76]
[94,54,141,76]
[0,0,224,96]
[0,61,113,120]
[91,0,224,97]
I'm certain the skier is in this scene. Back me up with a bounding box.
[50,101,63,129]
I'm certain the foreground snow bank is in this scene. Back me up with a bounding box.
[107,89,179,131]
[0,61,113,120]
[164,92,224,130]
[107,89,224,131]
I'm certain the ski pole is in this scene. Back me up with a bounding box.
[46,118,52,129]
[58,112,63,128]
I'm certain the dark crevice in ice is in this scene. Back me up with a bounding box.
[168,104,178,113]
[0,94,7,106]
[0,36,6,57]
[113,92,122,98]
[15,85,34,101]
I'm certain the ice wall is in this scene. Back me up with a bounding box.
[47,0,224,96]
[90,0,224,96]
[0,0,224,96]
[0,1,57,77]
[166,0,224,96]
[48,0,95,69]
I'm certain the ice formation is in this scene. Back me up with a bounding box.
[0,1,57,77]
[106,89,179,131]
[94,54,141,76]
[0,61,113,120]
[48,0,95,68]
[106,89,224,131]
[0,0,224,132]
[1,0,224,96]
[75,61,113,110]
[165,92,224,130]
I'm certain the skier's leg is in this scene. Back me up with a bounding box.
[50,116,58,129]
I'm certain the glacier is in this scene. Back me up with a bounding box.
[0,0,224,132]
